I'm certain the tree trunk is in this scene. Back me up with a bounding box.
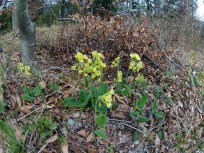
[15,0,35,65]
[0,51,6,111]
[12,0,18,33]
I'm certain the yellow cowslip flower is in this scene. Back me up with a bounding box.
[129,61,135,70]
[72,51,106,81]
[78,69,83,74]
[129,53,143,72]
[71,65,76,70]
[111,57,120,68]
[95,70,101,76]
[135,74,145,82]
[136,61,143,71]
[91,73,97,79]
[24,66,31,76]
[88,59,92,64]
[99,62,106,68]
[98,89,114,108]
[92,51,103,59]
[18,63,24,72]
[75,52,87,62]
[130,53,141,61]
[117,71,122,82]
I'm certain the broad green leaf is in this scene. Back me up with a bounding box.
[154,111,166,119]
[32,85,42,96]
[95,129,107,140]
[49,81,59,91]
[48,124,57,130]
[157,130,164,140]
[64,93,92,108]
[23,86,32,95]
[78,93,92,108]
[64,97,78,107]
[0,100,6,113]
[152,100,158,110]
[84,77,89,88]
[136,94,148,110]
[138,117,149,123]
[130,111,139,119]
[21,94,34,102]
[134,131,141,141]
[121,85,131,96]
[79,90,86,102]
[96,113,107,128]
[97,83,108,97]
[95,104,107,113]
[137,93,143,98]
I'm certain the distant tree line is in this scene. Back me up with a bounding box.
[0,0,199,32]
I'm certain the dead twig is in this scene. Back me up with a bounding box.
[109,118,143,134]
[11,96,62,124]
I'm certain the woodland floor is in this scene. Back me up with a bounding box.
[0,23,204,153]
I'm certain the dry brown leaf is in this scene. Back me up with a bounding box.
[114,94,125,104]
[148,93,155,99]
[45,134,58,144]
[86,132,95,142]
[0,94,3,102]
[77,129,87,137]
[178,101,183,108]
[38,135,58,153]
[16,95,22,107]
[61,141,69,153]
[13,125,24,142]
[154,135,161,149]
[11,95,17,109]
[87,145,98,153]
[20,105,34,114]
[39,81,46,88]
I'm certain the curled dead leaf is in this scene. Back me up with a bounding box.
[86,132,95,142]
[77,129,87,137]
[20,105,34,114]
[114,94,125,104]
[39,81,46,88]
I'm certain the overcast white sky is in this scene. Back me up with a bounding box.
[197,0,204,20]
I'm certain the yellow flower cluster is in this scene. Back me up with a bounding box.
[135,73,145,82]
[117,71,122,82]
[17,63,31,76]
[98,89,114,108]
[111,57,120,68]
[72,51,106,81]
[129,53,142,72]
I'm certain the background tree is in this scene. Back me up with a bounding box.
[15,0,35,65]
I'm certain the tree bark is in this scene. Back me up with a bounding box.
[15,0,35,65]
[0,51,6,110]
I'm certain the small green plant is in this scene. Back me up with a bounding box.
[0,100,6,113]
[65,51,144,140]
[49,81,60,91]
[107,144,114,153]
[151,100,166,120]
[116,79,132,96]
[0,120,25,153]
[95,113,108,140]
[23,116,57,144]
[64,83,112,139]
[130,94,149,123]
[21,85,43,102]
[21,81,59,102]
[130,95,166,123]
